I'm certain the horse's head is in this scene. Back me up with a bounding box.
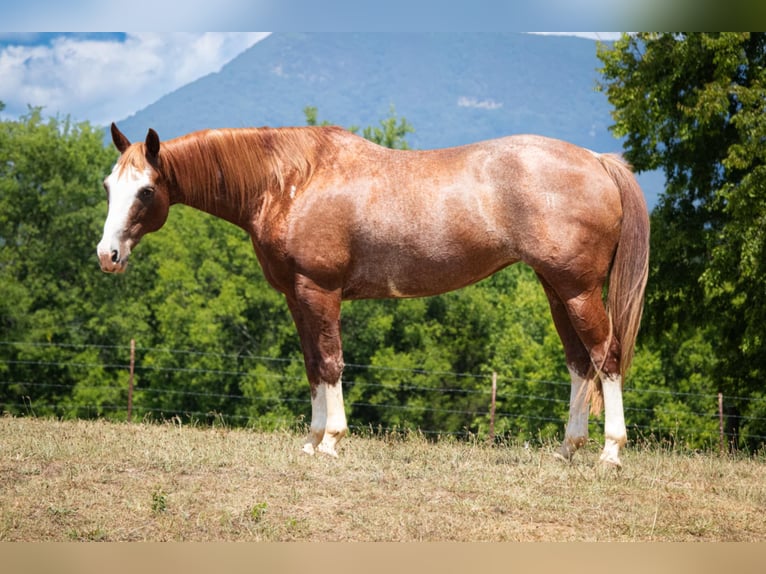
[97,123,171,273]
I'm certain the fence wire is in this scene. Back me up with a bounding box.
[2,340,765,446]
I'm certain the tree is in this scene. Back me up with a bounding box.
[360,104,414,150]
[304,104,414,149]
[598,33,766,448]
[302,106,330,127]
[0,108,121,414]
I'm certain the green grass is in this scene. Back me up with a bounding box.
[1,415,764,541]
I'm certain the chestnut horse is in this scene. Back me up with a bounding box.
[98,123,649,467]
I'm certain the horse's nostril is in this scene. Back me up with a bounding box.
[111,250,119,263]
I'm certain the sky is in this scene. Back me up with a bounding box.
[0,32,622,128]
[0,33,271,126]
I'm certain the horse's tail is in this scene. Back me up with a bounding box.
[601,154,650,376]
[589,154,650,413]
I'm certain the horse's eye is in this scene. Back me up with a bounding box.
[139,186,155,200]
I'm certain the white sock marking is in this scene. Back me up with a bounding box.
[302,384,327,455]
[557,368,590,460]
[303,380,348,457]
[317,379,347,457]
[600,375,626,466]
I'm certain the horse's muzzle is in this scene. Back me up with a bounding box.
[98,249,128,273]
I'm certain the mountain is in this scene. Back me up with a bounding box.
[112,32,661,206]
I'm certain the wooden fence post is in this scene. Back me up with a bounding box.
[128,338,135,422]
[718,392,724,455]
[489,371,497,443]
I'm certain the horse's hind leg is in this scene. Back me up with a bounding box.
[538,275,593,461]
[539,274,626,467]
[565,287,626,467]
[286,275,348,457]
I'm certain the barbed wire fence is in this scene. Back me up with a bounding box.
[2,340,766,451]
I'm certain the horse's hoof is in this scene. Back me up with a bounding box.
[599,452,622,469]
[554,440,581,463]
[553,450,573,463]
[317,442,339,458]
[302,443,316,456]
[599,439,624,469]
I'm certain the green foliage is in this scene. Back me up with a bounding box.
[304,104,414,149]
[598,33,766,448]
[249,501,268,523]
[0,108,119,414]
[302,106,331,127]
[359,104,414,150]
[151,486,168,514]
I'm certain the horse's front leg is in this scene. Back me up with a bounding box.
[286,276,347,457]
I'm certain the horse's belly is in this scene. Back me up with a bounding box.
[342,242,515,300]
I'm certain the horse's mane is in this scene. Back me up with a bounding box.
[131,126,342,215]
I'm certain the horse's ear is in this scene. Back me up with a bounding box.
[110,122,131,153]
[145,128,160,159]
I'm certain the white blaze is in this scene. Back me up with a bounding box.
[97,164,152,262]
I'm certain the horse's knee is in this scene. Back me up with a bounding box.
[317,355,344,384]
[306,354,344,392]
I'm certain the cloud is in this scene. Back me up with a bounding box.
[0,33,269,126]
[528,32,624,41]
[457,97,503,110]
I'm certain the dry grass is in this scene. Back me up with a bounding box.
[1,415,764,541]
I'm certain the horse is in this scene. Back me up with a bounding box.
[98,123,649,467]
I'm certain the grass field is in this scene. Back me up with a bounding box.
[1,415,764,541]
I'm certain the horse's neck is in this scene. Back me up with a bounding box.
[163,132,264,232]
[177,190,256,231]
[165,126,340,232]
